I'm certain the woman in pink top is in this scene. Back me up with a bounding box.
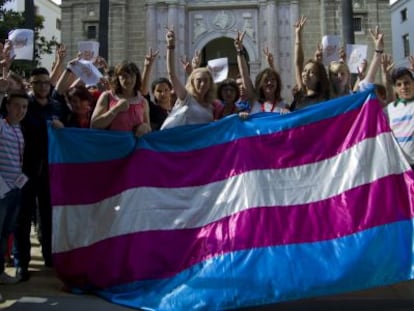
[90,61,151,137]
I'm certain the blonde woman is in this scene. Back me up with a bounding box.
[328,60,352,98]
[161,27,217,130]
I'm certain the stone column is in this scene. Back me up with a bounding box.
[177,3,186,83]
[265,1,278,71]
[167,3,186,84]
[146,3,158,75]
[320,0,327,36]
[110,2,128,63]
[285,0,299,101]
[258,1,266,71]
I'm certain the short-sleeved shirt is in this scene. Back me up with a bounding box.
[160,94,214,130]
[384,99,414,165]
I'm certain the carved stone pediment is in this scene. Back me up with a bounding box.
[211,10,236,30]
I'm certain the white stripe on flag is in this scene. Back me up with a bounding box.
[53,133,409,253]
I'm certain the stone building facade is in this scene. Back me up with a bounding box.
[61,0,391,100]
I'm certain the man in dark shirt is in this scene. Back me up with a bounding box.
[14,68,69,281]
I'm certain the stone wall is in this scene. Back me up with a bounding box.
[61,0,391,100]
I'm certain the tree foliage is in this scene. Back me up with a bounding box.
[0,0,59,76]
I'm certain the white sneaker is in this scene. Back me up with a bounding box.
[0,272,20,284]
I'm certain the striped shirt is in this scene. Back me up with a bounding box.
[0,119,24,188]
[384,100,414,164]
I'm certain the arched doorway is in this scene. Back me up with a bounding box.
[199,37,250,79]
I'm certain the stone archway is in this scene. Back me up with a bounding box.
[197,37,250,79]
[191,31,259,83]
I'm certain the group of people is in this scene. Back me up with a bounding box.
[0,16,413,301]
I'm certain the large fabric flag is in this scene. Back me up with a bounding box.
[49,89,414,310]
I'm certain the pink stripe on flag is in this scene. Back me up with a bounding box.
[50,100,390,205]
[53,173,414,289]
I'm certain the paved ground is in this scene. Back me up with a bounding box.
[0,231,133,310]
[1,232,414,310]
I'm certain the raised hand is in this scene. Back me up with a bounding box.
[95,56,109,70]
[165,26,175,48]
[144,47,159,66]
[1,40,15,71]
[338,47,346,63]
[180,55,192,74]
[234,30,246,52]
[81,50,95,61]
[408,55,414,72]
[56,44,67,63]
[191,50,201,69]
[369,25,384,51]
[263,47,275,68]
[294,16,307,34]
[381,54,394,76]
[357,58,368,80]
[314,43,323,63]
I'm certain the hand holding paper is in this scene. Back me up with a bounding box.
[346,44,368,74]
[8,29,34,61]
[207,58,228,83]
[68,59,103,87]
[78,41,100,62]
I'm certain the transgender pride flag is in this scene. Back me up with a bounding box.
[49,88,414,310]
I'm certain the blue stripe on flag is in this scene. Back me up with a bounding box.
[49,88,375,164]
[97,218,413,311]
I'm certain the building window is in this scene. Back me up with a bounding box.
[353,16,363,33]
[401,8,407,22]
[86,25,97,39]
[403,34,410,57]
[56,18,61,30]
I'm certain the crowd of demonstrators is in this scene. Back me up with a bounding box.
[0,14,413,300]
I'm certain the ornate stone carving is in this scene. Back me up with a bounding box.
[242,13,255,40]
[193,14,207,41]
[212,10,235,30]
